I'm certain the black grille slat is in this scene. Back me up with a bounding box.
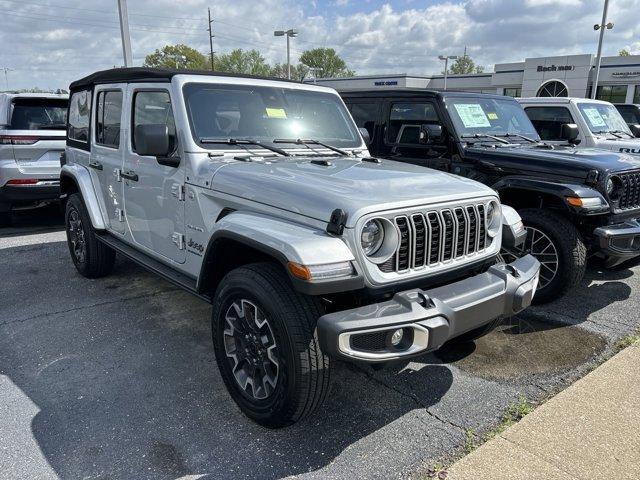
[455,208,466,257]
[466,206,478,254]
[427,212,441,265]
[477,204,486,250]
[441,211,455,261]
[395,217,411,271]
[412,214,427,268]
[618,172,640,210]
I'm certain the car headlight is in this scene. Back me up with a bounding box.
[607,176,623,200]
[360,217,399,264]
[486,201,501,238]
[361,219,384,255]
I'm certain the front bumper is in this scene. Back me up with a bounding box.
[317,255,540,362]
[593,219,640,267]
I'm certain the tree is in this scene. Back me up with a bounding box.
[143,44,208,70]
[270,63,309,81]
[298,48,355,78]
[448,54,484,75]
[215,49,271,76]
[619,49,631,56]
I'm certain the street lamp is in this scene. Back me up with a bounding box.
[591,0,613,99]
[438,55,458,91]
[274,29,298,79]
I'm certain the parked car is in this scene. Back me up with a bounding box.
[614,103,640,129]
[517,97,640,155]
[61,68,539,427]
[340,89,640,302]
[0,92,68,226]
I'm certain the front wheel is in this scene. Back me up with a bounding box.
[502,209,586,304]
[211,262,330,428]
[65,194,115,278]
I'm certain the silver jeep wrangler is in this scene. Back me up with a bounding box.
[61,68,540,427]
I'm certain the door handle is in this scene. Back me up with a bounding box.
[121,170,139,182]
[88,161,103,171]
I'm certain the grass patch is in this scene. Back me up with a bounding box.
[614,332,640,352]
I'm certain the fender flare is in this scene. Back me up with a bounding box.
[491,176,607,212]
[197,211,361,295]
[60,164,107,230]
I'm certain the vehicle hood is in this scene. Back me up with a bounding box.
[209,156,496,226]
[593,138,640,156]
[467,144,640,178]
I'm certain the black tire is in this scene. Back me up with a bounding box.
[65,193,115,278]
[447,317,503,345]
[516,209,586,304]
[211,262,330,428]
[0,210,10,228]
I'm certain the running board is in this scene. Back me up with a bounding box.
[96,233,211,304]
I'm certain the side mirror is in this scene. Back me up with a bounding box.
[358,127,371,146]
[419,124,444,145]
[630,124,640,138]
[134,124,178,166]
[560,123,580,145]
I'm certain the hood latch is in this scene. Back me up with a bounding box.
[327,209,347,236]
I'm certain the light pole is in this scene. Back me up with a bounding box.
[438,55,458,91]
[1,68,13,91]
[591,0,613,99]
[116,0,133,67]
[274,29,298,79]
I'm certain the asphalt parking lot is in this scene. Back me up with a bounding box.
[1,206,639,480]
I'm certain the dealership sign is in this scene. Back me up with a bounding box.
[537,65,575,72]
[612,71,640,78]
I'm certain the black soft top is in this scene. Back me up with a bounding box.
[69,67,300,91]
[338,89,511,101]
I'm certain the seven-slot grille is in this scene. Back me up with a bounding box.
[379,203,489,273]
[617,171,640,210]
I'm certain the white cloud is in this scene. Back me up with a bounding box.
[0,0,638,90]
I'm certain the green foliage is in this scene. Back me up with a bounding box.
[215,49,272,76]
[448,55,484,75]
[143,44,208,70]
[299,48,355,78]
[270,63,309,81]
[619,49,631,56]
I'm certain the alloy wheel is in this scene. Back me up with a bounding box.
[502,226,559,289]
[223,299,279,400]
[68,208,86,264]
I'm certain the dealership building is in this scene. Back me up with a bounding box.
[312,53,640,103]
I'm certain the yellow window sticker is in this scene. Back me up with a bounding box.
[266,108,287,119]
[487,112,498,120]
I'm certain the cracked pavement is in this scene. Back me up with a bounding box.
[1,207,639,480]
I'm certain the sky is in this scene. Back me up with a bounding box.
[1,0,639,91]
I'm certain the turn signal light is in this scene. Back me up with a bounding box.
[288,262,312,281]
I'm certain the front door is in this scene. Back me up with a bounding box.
[378,99,451,171]
[90,85,126,234]
[122,86,185,264]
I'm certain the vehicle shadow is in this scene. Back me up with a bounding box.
[0,202,63,238]
[0,249,455,480]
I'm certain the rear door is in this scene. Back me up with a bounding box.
[122,86,185,264]
[90,85,126,234]
[5,96,67,180]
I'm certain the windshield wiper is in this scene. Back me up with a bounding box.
[593,130,628,139]
[460,133,510,145]
[274,138,349,156]
[199,138,290,156]
[503,133,538,143]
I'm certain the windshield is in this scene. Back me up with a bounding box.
[444,96,540,141]
[183,83,361,149]
[10,98,68,130]
[577,102,633,136]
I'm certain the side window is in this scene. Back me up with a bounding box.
[95,90,123,148]
[524,106,574,141]
[349,102,379,142]
[68,90,92,143]
[132,91,176,153]
[617,106,640,124]
[387,102,440,145]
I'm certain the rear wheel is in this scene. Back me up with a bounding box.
[212,262,330,428]
[502,209,586,304]
[65,193,115,278]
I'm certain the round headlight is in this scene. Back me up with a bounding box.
[486,201,501,238]
[361,219,384,256]
[607,176,623,200]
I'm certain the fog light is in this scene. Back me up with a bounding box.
[390,328,404,346]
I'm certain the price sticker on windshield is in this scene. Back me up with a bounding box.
[454,104,491,128]
[266,108,287,119]
[583,107,606,127]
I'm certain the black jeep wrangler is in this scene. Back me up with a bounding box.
[341,89,640,303]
